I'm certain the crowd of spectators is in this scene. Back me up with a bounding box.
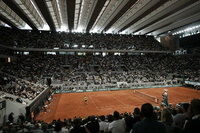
[0,55,64,84]
[1,99,200,133]
[0,26,167,51]
[1,54,199,91]
[0,73,45,103]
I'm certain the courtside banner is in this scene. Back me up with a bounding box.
[185,81,200,86]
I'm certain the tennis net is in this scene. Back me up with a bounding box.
[134,89,158,103]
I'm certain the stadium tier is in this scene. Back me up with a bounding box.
[0,26,167,51]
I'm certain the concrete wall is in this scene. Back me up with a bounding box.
[5,100,26,123]
[0,100,6,126]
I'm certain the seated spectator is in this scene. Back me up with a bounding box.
[8,112,14,123]
[18,113,25,124]
[131,103,166,133]
[99,115,109,133]
[124,114,134,132]
[86,115,99,133]
[53,119,68,133]
[132,107,142,124]
[173,103,189,130]
[41,122,49,133]
[107,111,126,133]
[32,123,43,133]
[184,99,200,133]
[16,97,23,103]
[161,109,177,133]
[68,118,90,133]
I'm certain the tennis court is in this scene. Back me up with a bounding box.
[36,87,200,122]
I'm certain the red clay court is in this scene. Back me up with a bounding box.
[36,87,200,122]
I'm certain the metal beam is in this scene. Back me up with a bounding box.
[134,0,197,34]
[34,0,56,31]
[156,15,200,36]
[3,0,37,30]
[119,0,169,32]
[0,44,171,54]
[66,0,75,32]
[0,14,18,29]
[103,0,137,32]
[86,0,107,32]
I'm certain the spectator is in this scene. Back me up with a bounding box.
[131,103,166,133]
[132,107,142,125]
[32,123,43,133]
[53,119,68,133]
[68,118,90,133]
[107,111,126,133]
[161,109,176,133]
[173,103,189,130]
[124,115,134,132]
[18,113,25,124]
[8,112,14,123]
[86,115,99,133]
[99,115,109,133]
[184,99,200,133]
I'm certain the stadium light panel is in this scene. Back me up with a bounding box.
[119,31,127,35]
[57,25,67,32]
[4,24,11,28]
[20,24,32,30]
[105,29,112,34]
[75,27,83,33]
[39,24,50,31]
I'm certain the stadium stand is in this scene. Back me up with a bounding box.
[0,26,167,51]
[0,29,199,132]
[0,101,199,133]
[0,54,199,91]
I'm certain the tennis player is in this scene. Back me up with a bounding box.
[84,96,88,105]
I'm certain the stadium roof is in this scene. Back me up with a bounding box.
[0,0,200,36]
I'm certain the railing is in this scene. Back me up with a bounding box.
[26,87,50,121]
[0,44,171,53]
[53,80,181,93]
[54,84,182,94]
[185,81,200,86]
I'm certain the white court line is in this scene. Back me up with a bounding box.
[88,91,141,110]
[88,95,100,109]
[111,94,128,106]
[98,105,132,110]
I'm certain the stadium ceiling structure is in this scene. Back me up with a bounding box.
[0,0,200,36]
